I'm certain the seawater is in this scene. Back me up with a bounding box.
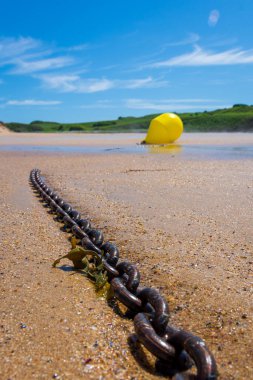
[0,133,253,160]
[1,143,253,159]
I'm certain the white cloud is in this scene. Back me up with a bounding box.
[121,76,167,89]
[0,36,74,74]
[6,99,62,106]
[0,37,41,64]
[38,74,167,93]
[149,45,253,67]
[38,74,114,93]
[208,10,220,27]
[125,98,229,111]
[12,56,73,74]
[0,36,167,93]
[37,74,80,92]
[81,78,114,93]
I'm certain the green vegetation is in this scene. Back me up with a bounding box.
[5,104,253,133]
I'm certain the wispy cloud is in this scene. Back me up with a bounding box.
[36,74,78,92]
[6,99,62,106]
[0,36,167,93]
[120,76,167,89]
[38,74,168,93]
[208,10,220,27]
[79,98,224,111]
[80,78,114,93]
[12,56,73,74]
[148,45,253,67]
[0,37,41,64]
[125,98,229,111]
[129,34,201,72]
[66,43,89,52]
[0,36,74,74]
[167,33,200,47]
[38,74,114,93]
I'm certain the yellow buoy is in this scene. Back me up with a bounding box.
[144,113,183,144]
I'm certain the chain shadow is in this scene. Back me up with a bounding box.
[127,333,159,376]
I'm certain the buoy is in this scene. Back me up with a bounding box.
[144,113,183,144]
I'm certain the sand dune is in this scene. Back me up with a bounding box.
[0,123,12,134]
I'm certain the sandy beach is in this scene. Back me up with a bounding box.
[0,133,252,380]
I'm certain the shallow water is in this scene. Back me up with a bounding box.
[1,132,253,159]
[1,142,253,159]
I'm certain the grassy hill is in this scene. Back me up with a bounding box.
[5,104,253,133]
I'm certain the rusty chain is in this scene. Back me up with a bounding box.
[29,168,218,379]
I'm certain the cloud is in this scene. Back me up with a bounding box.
[38,74,168,93]
[149,45,253,67]
[11,56,73,74]
[0,36,167,94]
[119,76,167,89]
[6,99,62,106]
[0,36,41,64]
[36,74,79,92]
[81,78,114,92]
[0,36,74,74]
[125,98,229,111]
[167,33,200,47]
[208,10,220,27]
[80,98,223,111]
[66,43,89,52]
[38,74,114,93]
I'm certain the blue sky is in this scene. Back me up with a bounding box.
[0,0,253,123]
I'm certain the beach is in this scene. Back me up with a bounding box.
[0,133,252,380]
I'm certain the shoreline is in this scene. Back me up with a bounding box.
[1,131,253,146]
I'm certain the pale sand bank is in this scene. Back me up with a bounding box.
[0,123,12,135]
[0,133,252,379]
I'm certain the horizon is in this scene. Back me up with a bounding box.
[1,1,253,123]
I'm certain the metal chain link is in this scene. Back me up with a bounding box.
[29,168,218,379]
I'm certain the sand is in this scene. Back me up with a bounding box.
[0,123,12,135]
[0,131,253,146]
[0,133,252,380]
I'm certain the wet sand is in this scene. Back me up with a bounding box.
[0,133,252,380]
[0,131,253,146]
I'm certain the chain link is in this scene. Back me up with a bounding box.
[30,168,218,379]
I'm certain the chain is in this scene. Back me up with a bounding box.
[29,169,218,379]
